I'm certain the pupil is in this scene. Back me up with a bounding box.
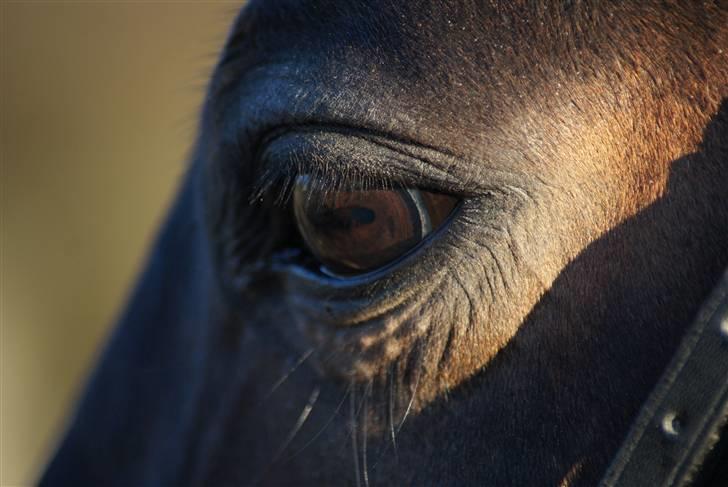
[308,206,376,230]
[350,207,375,225]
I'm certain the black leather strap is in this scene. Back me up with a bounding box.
[601,268,728,487]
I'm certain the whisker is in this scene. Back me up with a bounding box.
[271,386,321,463]
[361,382,372,487]
[396,361,422,436]
[253,386,321,484]
[370,370,399,474]
[350,383,362,487]
[261,348,314,403]
[397,323,437,435]
[285,385,351,461]
[388,366,398,461]
[372,340,429,473]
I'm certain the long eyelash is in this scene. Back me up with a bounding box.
[249,154,400,206]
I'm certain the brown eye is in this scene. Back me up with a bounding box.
[292,175,458,276]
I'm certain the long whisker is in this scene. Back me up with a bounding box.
[370,367,399,475]
[350,383,362,487]
[271,386,321,463]
[252,385,321,485]
[397,358,423,436]
[285,385,351,461]
[388,366,398,460]
[371,342,428,473]
[369,366,423,474]
[261,348,314,402]
[361,381,372,487]
[397,321,437,435]
[397,376,417,434]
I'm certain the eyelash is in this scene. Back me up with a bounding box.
[246,125,476,209]
[250,157,403,207]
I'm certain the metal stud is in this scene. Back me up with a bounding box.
[661,411,681,438]
[719,316,728,341]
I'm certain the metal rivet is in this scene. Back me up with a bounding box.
[661,411,681,438]
[719,316,728,341]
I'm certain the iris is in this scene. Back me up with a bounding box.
[293,175,458,276]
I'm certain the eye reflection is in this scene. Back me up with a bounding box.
[293,175,458,276]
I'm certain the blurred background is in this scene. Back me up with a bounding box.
[1,2,238,484]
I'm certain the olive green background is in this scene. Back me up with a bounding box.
[1,2,238,484]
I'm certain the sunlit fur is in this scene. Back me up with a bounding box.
[43,2,727,486]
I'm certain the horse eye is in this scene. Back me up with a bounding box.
[292,175,458,276]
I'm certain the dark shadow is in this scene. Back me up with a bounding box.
[386,98,728,485]
[41,95,727,487]
[196,99,728,487]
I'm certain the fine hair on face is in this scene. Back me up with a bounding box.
[41,2,728,486]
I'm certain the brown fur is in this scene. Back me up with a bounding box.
[42,2,727,486]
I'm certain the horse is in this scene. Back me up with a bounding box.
[41,1,728,485]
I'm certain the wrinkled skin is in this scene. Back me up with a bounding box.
[42,2,728,486]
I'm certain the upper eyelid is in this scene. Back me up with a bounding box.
[250,124,484,201]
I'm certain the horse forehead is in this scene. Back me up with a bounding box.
[222,1,620,161]
[234,1,597,91]
[222,2,715,180]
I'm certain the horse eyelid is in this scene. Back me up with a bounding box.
[250,136,469,205]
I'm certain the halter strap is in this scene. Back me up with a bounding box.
[601,268,728,486]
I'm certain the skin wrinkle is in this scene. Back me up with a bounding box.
[232,5,724,482]
[288,182,534,393]
[39,2,728,486]
[228,42,724,468]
